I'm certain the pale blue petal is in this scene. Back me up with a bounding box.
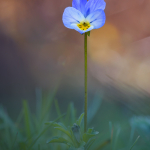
[85,0,106,16]
[71,24,94,34]
[62,7,85,29]
[86,9,106,29]
[72,0,87,15]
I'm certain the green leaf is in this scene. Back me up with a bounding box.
[44,113,66,126]
[28,113,65,149]
[54,99,63,123]
[87,31,90,36]
[45,121,67,129]
[87,128,93,134]
[85,137,96,150]
[71,123,81,143]
[83,133,95,143]
[47,136,69,144]
[76,113,84,126]
[45,121,54,125]
[45,121,72,138]
[54,127,71,138]
[56,122,68,129]
[83,128,99,143]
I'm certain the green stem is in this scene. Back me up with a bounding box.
[84,32,88,133]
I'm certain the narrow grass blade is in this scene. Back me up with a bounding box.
[54,127,71,138]
[11,132,18,150]
[38,144,40,150]
[87,93,102,123]
[109,122,113,150]
[16,109,23,125]
[85,137,96,150]
[35,87,42,121]
[130,136,140,150]
[113,127,121,150]
[65,103,71,125]
[0,106,19,148]
[54,99,63,122]
[23,100,31,140]
[129,126,135,143]
[28,113,66,149]
[70,102,76,124]
[76,113,84,126]
[41,87,58,121]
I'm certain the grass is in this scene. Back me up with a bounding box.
[0,87,150,150]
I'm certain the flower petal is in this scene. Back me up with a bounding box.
[62,7,85,29]
[85,0,106,16]
[86,9,106,29]
[71,24,94,34]
[72,0,87,15]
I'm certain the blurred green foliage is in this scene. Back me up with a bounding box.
[0,87,150,150]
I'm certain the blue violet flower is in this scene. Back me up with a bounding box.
[62,0,106,34]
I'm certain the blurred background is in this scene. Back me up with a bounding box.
[0,0,150,142]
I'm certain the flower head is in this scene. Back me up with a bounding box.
[62,0,106,34]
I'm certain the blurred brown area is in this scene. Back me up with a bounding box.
[89,0,150,93]
[0,0,150,111]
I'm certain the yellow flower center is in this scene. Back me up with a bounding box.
[77,22,91,31]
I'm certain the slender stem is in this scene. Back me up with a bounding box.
[84,32,88,133]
